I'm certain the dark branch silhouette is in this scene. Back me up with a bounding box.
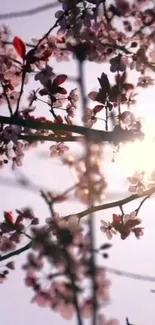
[0,115,144,143]
[0,2,59,20]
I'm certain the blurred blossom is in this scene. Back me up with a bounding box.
[50,143,69,157]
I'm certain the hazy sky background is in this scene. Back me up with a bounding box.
[0,1,155,325]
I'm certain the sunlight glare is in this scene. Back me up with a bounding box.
[116,119,155,176]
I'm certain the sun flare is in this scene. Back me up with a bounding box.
[116,119,155,176]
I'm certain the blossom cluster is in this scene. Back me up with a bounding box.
[23,213,118,324]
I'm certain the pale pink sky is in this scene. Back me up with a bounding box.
[0,1,155,325]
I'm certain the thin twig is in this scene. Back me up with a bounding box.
[52,182,79,204]
[0,241,32,262]
[63,186,155,220]
[1,82,13,116]
[41,188,83,325]
[126,317,133,325]
[34,0,81,50]
[135,194,152,216]
[15,70,26,115]
[3,40,34,49]
[64,250,83,325]
[0,2,59,19]
[106,266,155,283]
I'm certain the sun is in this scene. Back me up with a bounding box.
[116,119,155,176]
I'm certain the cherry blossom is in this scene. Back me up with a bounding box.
[137,75,154,87]
[50,143,69,157]
[100,221,116,240]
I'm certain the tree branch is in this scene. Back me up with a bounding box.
[126,317,133,325]
[106,266,155,283]
[63,186,155,220]
[34,0,81,50]
[0,241,32,262]
[0,2,59,20]
[0,115,144,143]
[18,134,79,142]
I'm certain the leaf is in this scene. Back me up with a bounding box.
[55,115,63,124]
[54,75,67,86]
[39,88,48,96]
[88,91,98,101]
[100,243,112,250]
[121,230,130,240]
[123,83,134,91]
[113,214,121,224]
[13,36,26,59]
[98,73,111,94]
[56,86,67,94]
[15,215,23,225]
[36,117,47,122]
[31,218,39,225]
[96,89,107,103]
[4,211,15,224]
[6,262,15,270]
[125,219,141,228]
[93,105,104,114]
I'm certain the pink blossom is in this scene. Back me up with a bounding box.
[56,302,75,319]
[32,291,51,308]
[8,91,20,105]
[137,76,154,88]
[0,236,16,252]
[4,66,28,88]
[68,88,79,107]
[100,220,116,239]
[81,300,93,318]
[50,143,69,157]
[82,108,97,128]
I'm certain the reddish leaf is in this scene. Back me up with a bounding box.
[40,49,52,60]
[54,75,67,86]
[13,36,26,59]
[4,211,15,224]
[123,83,134,91]
[88,91,98,101]
[113,214,121,224]
[56,36,65,44]
[93,105,104,114]
[57,86,67,94]
[125,219,141,228]
[36,117,47,122]
[55,115,63,124]
[55,194,68,202]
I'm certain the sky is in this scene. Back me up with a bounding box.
[0,1,155,325]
